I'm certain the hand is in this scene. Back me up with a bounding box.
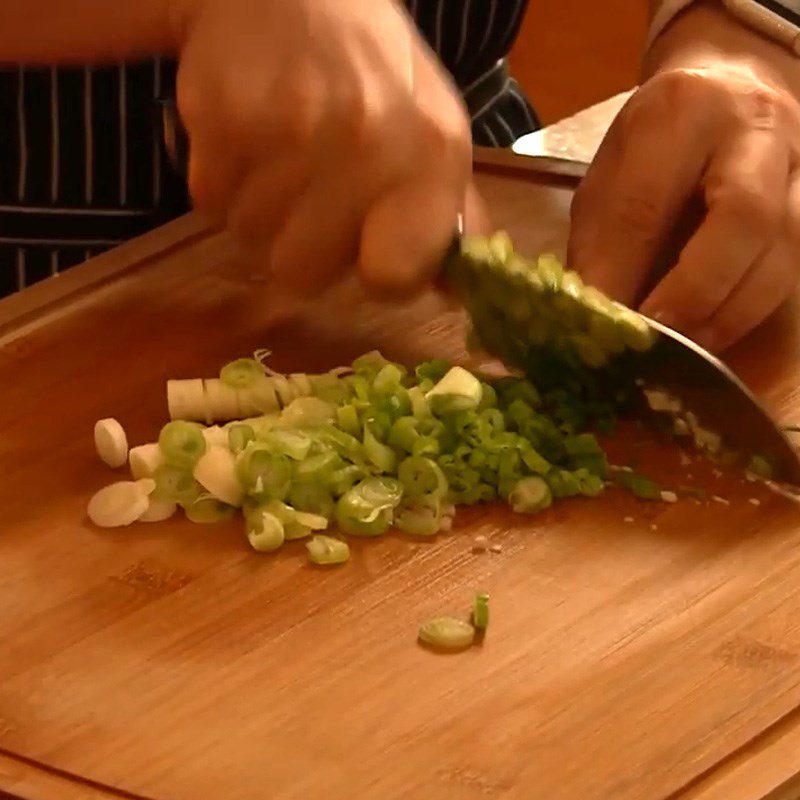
[568,2,800,352]
[172,0,473,296]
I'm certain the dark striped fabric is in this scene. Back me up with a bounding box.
[0,0,536,298]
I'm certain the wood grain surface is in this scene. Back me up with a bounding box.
[3,170,800,800]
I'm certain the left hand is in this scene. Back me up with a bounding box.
[568,1,800,352]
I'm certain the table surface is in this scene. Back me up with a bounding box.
[3,101,800,800]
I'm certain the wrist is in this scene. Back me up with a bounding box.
[644,0,800,95]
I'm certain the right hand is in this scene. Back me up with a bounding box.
[172,0,474,296]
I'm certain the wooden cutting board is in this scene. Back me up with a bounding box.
[3,169,800,800]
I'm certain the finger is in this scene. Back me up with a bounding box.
[568,77,713,305]
[269,172,368,292]
[359,176,462,299]
[691,174,800,352]
[641,126,789,330]
[226,158,312,246]
[187,133,249,224]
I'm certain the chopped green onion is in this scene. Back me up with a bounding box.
[306,535,350,565]
[352,350,392,378]
[294,451,342,484]
[237,446,292,500]
[261,430,313,461]
[289,483,335,519]
[426,367,483,415]
[394,501,442,536]
[335,477,402,536]
[279,397,336,429]
[508,476,552,513]
[363,426,397,474]
[398,456,447,500]
[614,469,661,500]
[388,417,420,453]
[220,358,263,389]
[183,495,236,524]
[336,404,361,437]
[472,592,489,631]
[158,421,207,469]
[247,510,285,552]
[418,616,476,650]
[227,423,255,454]
[152,463,201,504]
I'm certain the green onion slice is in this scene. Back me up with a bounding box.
[158,421,207,469]
[418,616,476,650]
[306,535,350,565]
[220,358,264,389]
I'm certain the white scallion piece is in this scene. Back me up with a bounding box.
[138,499,178,522]
[749,498,761,506]
[202,425,230,449]
[660,491,678,503]
[418,616,476,650]
[426,366,482,414]
[129,443,163,480]
[193,446,244,507]
[94,418,129,468]
[88,479,155,528]
[202,379,241,423]
[167,378,206,422]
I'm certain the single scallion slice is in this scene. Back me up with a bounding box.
[306,535,350,565]
[193,446,244,507]
[398,456,447,500]
[183,495,236,524]
[426,366,483,415]
[220,358,264,389]
[472,592,489,631]
[152,464,201,504]
[94,418,129,468]
[227,423,255,454]
[246,510,285,552]
[237,446,292,500]
[395,502,442,536]
[159,420,207,469]
[418,616,476,650]
[87,479,154,528]
[508,476,552,513]
[363,425,397,474]
[335,477,402,536]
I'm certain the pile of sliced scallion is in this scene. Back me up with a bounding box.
[88,349,673,565]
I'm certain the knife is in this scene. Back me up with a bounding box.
[446,217,800,487]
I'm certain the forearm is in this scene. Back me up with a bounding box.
[644,0,800,98]
[0,0,182,63]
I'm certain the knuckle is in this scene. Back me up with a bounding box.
[738,85,785,130]
[417,106,472,176]
[624,69,707,131]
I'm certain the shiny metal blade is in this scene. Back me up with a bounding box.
[633,316,800,486]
